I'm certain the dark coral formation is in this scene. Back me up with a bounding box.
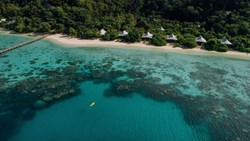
[0,57,249,141]
[0,66,84,141]
[94,61,250,141]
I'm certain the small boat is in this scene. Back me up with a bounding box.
[90,102,95,107]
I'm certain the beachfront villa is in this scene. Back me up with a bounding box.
[119,30,128,37]
[142,32,153,39]
[220,38,232,45]
[195,35,207,44]
[100,29,106,36]
[167,33,178,41]
[0,18,6,23]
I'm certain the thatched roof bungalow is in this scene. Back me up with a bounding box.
[142,32,153,39]
[220,38,232,45]
[167,33,178,41]
[100,29,106,36]
[0,18,6,23]
[119,30,128,37]
[195,35,207,43]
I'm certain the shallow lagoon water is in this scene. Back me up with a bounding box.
[0,34,250,141]
[0,33,31,49]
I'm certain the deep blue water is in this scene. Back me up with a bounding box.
[10,81,209,141]
[0,33,250,141]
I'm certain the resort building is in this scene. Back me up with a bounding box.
[7,20,15,25]
[0,18,6,23]
[100,29,106,36]
[119,30,128,37]
[195,35,207,44]
[167,33,178,41]
[220,38,232,45]
[142,32,153,39]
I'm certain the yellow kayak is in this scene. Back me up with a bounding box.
[90,102,95,107]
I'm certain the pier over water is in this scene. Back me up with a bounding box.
[0,35,49,54]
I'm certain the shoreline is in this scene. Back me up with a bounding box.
[1,28,249,59]
[47,34,250,59]
[0,28,44,38]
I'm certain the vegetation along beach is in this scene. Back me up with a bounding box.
[0,1,250,141]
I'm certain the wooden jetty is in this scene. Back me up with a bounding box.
[0,35,49,54]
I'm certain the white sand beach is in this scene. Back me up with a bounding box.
[0,27,249,58]
[47,34,250,58]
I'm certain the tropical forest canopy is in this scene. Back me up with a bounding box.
[0,0,249,52]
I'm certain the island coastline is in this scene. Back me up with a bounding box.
[46,34,250,59]
[1,28,249,59]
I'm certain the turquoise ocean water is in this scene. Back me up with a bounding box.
[0,33,31,49]
[0,34,250,141]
